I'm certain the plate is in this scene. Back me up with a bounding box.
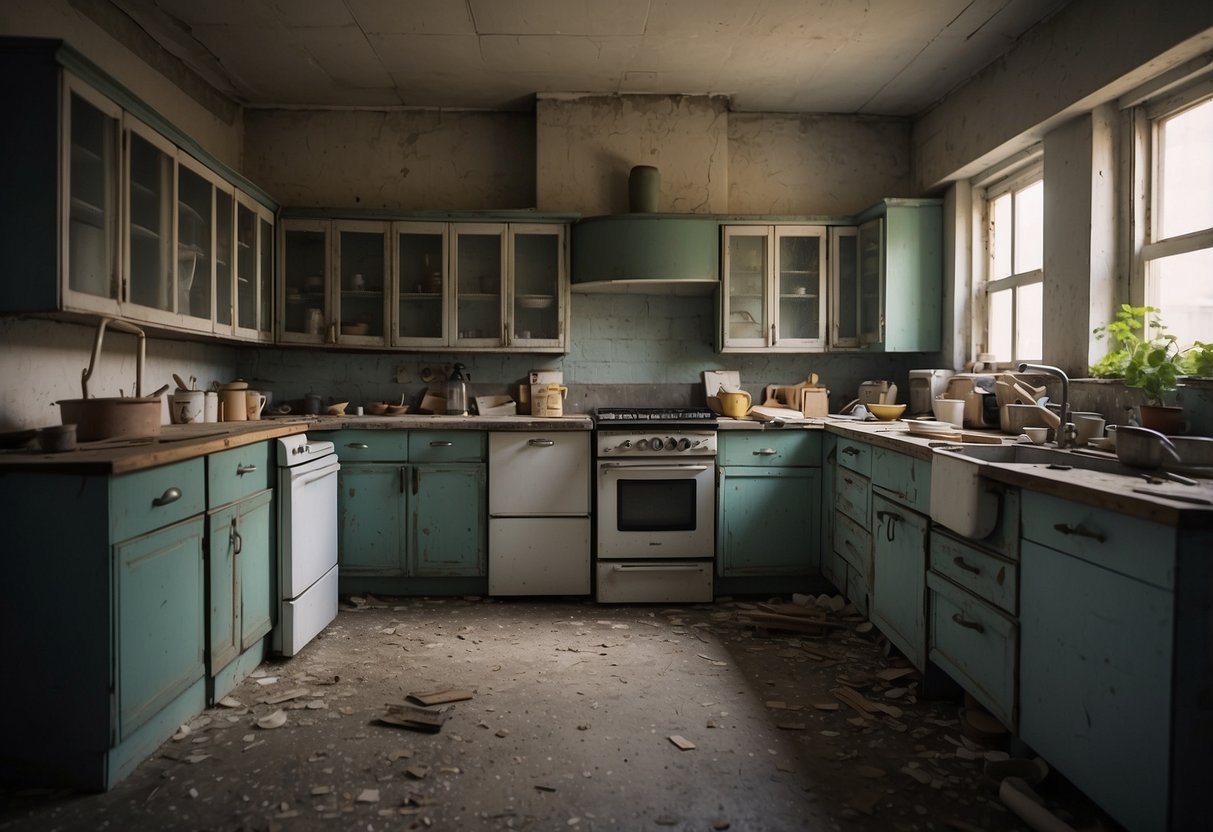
[518,295,553,309]
[904,419,958,437]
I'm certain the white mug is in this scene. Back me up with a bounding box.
[932,397,965,428]
[1073,413,1106,446]
[1020,426,1049,444]
[171,390,205,424]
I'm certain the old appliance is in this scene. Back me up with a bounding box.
[275,434,341,655]
[594,407,717,603]
[908,369,954,417]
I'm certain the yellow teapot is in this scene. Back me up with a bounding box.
[717,387,752,419]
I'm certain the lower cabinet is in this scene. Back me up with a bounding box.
[870,492,928,669]
[338,462,409,575]
[832,435,872,613]
[409,462,486,576]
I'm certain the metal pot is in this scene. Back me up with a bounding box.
[1115,426,1180,469]
[59,397,162,441]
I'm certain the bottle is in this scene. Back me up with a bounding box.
[446,362,469,416]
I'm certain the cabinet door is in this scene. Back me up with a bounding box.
[395,221,449,347]
[62,76,122,316]
[279,218,331,344]
[236,490,274,650]
[213,185,235,333]
[334,219,389,346]
[857,217,883,345]
[829,226,859,348]
[721,225,770,348]
[338,463,407,575]
[717,466,820,576]
[115,515,205,740]
[773,226,826,349]
[208,490,273,678]
[410,463,486,576]
[871,494,928,669]
[123,117,177,324]
[509,224,566,350]
[452,223,506,347]
[208,502,240,675]
[175,154,225,332]
[234,195,274,341]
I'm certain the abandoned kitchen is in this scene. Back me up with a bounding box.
[2,1,1212,830]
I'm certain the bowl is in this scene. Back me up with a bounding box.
[326,401,349,416]
[519,295,553,309]
[868,403,907,421]
[366,402,390,416]
[385,404,409,416]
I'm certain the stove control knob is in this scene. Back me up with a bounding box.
[650,437,664,452]
[676,438,692,451]
[636,438,649,451]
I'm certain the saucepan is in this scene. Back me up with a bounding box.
[1116,425,1181,469]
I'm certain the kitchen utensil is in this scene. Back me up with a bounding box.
[173,373,190,392]
[59,397,162,441]
[37,424,76,453]
[386,404,409,415]
[717,387,752,418]
[245,390,267,420]
[868,403,907,421]
[1116,425,1180,469]
[1073,414,1105,446]
[1000,403,1052,435]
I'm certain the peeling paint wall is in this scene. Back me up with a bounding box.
[242,109,535,209]
[728,114,911,215]
[535,95,730,215]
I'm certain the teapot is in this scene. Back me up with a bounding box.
[717,387,752,419]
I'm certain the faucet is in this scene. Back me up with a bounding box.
[1017,363,1076,448]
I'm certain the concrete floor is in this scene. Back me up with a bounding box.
[1,596,1111,832]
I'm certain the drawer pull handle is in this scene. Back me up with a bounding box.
[953,556,981,575]
[430,441,454,447]
[236,464,257,476]
[152,487,181,507]
[231,517,243,555]
[1052,522,1106,543]
[876,509,902,541]
[842,447,860,456]
[347,442,369,449]
[528,438,555,447]
[951,612,985,633]
[754,448,777,456]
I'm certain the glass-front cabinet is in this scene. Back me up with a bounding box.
[721,224,826,352]
[396,222,448,347]
[279,220,331,344]
[335,221,390,346]
[830,226,860,349]
[452,223,506,348]
[230,195,274,341]
[509,224,565,350]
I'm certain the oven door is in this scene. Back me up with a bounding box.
[597,460,714,559]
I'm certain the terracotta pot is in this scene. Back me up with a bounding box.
[1138,404,1186,435]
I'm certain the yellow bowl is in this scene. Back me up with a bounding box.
[868,403,907,421]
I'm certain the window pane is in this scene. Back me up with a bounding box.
[1150,247,1213,349]
[1014,180,1044,273]
[988,288,1012,362]
[1016,282,1043,360]
[1158,98,1213,239]
[990,192,1012,280]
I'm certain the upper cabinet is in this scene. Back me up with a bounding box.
[721,224,827,352]
[0,40,277,342]
[284,214,569,353]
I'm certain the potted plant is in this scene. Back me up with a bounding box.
[1090,305,1190,433]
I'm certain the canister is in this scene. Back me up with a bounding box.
[203,391,219,423]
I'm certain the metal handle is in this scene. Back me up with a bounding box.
[600,463,711,473]
[347,442,369,449]
[400,466,406,494]
[430,441,454,447]
[953,556,981,575]
[610,564,705,573]
[528,438,555,447]
[753,448,777,456]
[412,467,420,495]
[236,464,257,476]
[231,516,242,555]
[152,487,181,507]
[770,322,776,344]
[876,509,902,541]
[1052,522,1106,543]
[842,447,860,456]
[951,612,985,633]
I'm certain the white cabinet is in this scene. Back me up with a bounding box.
[829,226,860,348]
[721,225,827,352]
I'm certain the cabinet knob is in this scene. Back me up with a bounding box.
[152,487,181,507]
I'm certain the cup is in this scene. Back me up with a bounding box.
[304,394,322,415]
[1020,426,1049,444]
[1104,424,1118,449]
[171,390,205,424]
[245,390,267,421]
[1073,413,1106,446]
[932,397,965,428]
[219,388,247,422]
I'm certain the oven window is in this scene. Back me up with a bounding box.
[616,479,697,532]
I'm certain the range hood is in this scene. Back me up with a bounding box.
[570,214,719,295]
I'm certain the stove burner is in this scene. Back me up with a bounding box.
[594,407,717,422]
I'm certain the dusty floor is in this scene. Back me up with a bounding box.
[2,596,1113,832]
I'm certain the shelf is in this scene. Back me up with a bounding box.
[177,200,205,224]
[129,223,160,241]
[780,293,818,299]
[70,198,105,227]
[70,142,103,165]
[402,293,442,300]
[459,293,499,301]
[341,290,382,298]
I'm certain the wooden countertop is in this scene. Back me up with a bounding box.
[308,414,594,432]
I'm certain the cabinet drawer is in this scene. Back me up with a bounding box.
[717,431,820,466]
[930,530,1018,615]
[208,441,271,508]
[871,447,930,515]
[833,508,870,578]
[1020,491,1174,590]
[927,571,1017,728]
[328,430,409,461]
[835,437,871,476]
[111,458,206,543]
[834,466,870,527]
[409,431,486,462]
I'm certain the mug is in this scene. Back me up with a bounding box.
[245,390,267,421]
[932,397,965,428]
[171,390,205,424]
[1073,413,1106,446]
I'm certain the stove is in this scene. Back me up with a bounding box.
[593,407,717,424]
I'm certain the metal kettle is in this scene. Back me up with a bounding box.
[446,362,469,416]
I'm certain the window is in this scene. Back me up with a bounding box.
[1143,94,1213,348]
[980,163,1044,363]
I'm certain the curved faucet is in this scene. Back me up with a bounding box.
[1017,363,1076,448]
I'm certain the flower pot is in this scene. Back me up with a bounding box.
[1138,404,1186,435]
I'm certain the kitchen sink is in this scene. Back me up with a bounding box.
[933,442,1136,475]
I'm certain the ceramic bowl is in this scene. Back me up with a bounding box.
[868,403,907,421]
[366,402,390,416]
[385,404,409,416]
[326,401,349,416]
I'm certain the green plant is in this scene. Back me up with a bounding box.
[1184,340,1213,378]
[1090,304,1191,405]
[1089,304,1160,378]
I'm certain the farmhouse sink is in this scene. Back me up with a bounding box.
[936,443,1138,475]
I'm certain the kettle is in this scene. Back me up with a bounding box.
[717,387,752,419]
[543,383,568,417]
[445,362,469,416]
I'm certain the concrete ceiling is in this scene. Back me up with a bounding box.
[109,0,1070,115]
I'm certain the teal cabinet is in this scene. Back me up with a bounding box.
[207,489,274,685]
[870,492,928,669]
[716,431,821,577]
[831,436,873,613]
[410,463,487,576]
[819,434,846,590]
[338,462,408,575]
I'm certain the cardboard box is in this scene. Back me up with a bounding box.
[800,387,829,417]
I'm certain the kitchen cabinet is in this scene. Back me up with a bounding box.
[721,225,827,352]
[0,458,207,789]
[819,434,846,590]
[716,431,821,578]
[828,226,860,348]
[0,40,276,341]
[852,199,942,351]
[832,435,872,614]
[205,442,274,702]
